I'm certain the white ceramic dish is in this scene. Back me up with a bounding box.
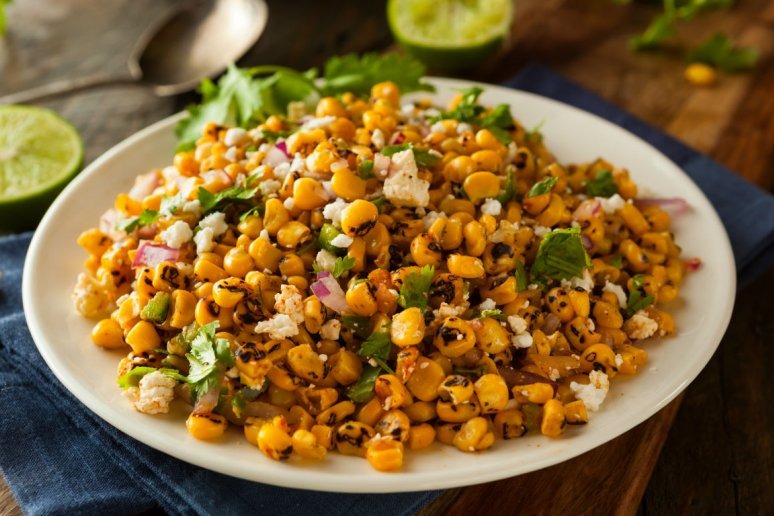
[22,78,735,493]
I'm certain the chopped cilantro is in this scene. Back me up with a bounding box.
[259,129,294,141]
[515,261,528,291]
[438,86,486,123]
[478,308,506,321]
[320,52,434,98]
[531,228,591,283]
[371,196,386,212]
[341,314,371,339]
[626,274,655,316]
[608,254,624,269]
[452,366,487,377]
[140,292,170,324]
[231,392,247,419]
[434,86,515,144]
[527,176,558,198]
[584,170,618,198]
[496,165,516,204]
[332,256,356,278]
[356,331,391,362]
[346,365,381,403]
[397,265,435,310]
[185,321,234,404]
[238,205,264,221]
[197,185,258,214]
[116,209,159,232]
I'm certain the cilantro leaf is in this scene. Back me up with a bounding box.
[321,52,434,98]
[116,209,159,232]
[525,119,546,143]
[185,321,233,403]
[356,331,391,362]
[397,265,435,310]
[608,254,624,269]
[480,104,515,144]
[381,143,441,168]
[198,185,258,214]
[626,274,655,316]
[531,228,591,283]
[527,176,558,198]
[687,33,758,72]
[117,366,187,390]
[515,261,528,291]
[341,314,371,339]
[332,256,356,278]
[630,14,676,50]
[496,165,516,204]
[140,292,170,324]
[346,365,381,403]
[439,86,486,123]
[584,170,618,198]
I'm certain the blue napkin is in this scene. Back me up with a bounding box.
[1,65,773,515]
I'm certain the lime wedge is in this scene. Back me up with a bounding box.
[387,0,513,71]
[0,105,83,230]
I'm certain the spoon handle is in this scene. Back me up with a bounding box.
[0,74,138,105]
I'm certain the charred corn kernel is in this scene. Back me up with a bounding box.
[617,344,648,374]
[243,417,270,445]
[363,222,391,257]
[408,423,436,450]
[437,374,474,405]
[77,229,112,257]
[235,342,273,387]
[336,421,375,457]
[580,343,618,376]
[152,261,190,292]
[546,287,574,323]
[567,288,590,318]
[366,438,404,471]
[463,220,487,257]
[406,357,446,402]
[195,295,233,329]
[302,296,325,334]
[410,233,443,267]
[293,177,328,210]
[391,307,425,347]
[403,400,437,422]
[125,320,161,354]
[493,409,527,439]
[436,397,481,423]
[395,346,420,382]
[473,317,510,354]
[276,221,312,248]
[447,254,485,279]
[223,247,254,278]
[310,424,335,450]
[541,399,566,437]
[435,422,463,445]
[512,383,554,405]
[356,396,387,427]
[453,416,495,452]
[263,198,291,235]
[316,401,356,426]
[194,259,228,283]
[295,387,339,416]
[470,149,502,172]
[287,405,314,432]
[535,194,566,227]
[186,412,228,440]
[91,318,126,349]
[286,344,326,384]
[462,171,500,202]
[565,316,602,351]
[212,278,253,308]
[248,238,283,272]
[291,429,327,460]
[619,202,650,235]
[375,374,410,410]
[593,300,624,329]
[475,128,506,152]
[345,280,378,317]
[375,409,411,442]
[480,275,519,305]
[341,200,378,237]
[278,253,305,277]
[433,317,476,358]
[331,167,367,201]
[474,374,509,414]
[565,400,589,425]
[257,423,294,461]
[266,366,301,391]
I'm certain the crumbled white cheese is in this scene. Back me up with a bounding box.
[224,127,248,147]
[274,284,304,324]
[182,200,202,217]
[506,142,518,163]
[302,115,336,130]
[315,249,338,272]
[259,179,282,197]
[480,198,502,216]
[548,368,561,381]
[603,281,628,309]
[223,146,238,163]
[560,269,594,292]
[194,227,216,255]
[598,193,625,214]
[273,162,291,180]
[614,354,624,368]
[160,220,193,249]
[625,311,659,340]
[255,314,299,339]
[507,315,528,334]
[125,371,176,415]
[199,211,228,237]
[422,210,446,230]
[534,225,552,237]
[511,332,533,349]
[330,233,354,248]
[430,121,447,134]
[479,298,497,311]
[383,150,430,208]
[371,128,386,149]
[322,198,350,228]
[433,302,467,319]
[72,272,113,318]
[570,370,610,412]
[457,122,473,134]
[320,319,342,341]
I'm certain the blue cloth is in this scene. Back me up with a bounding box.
[1,65,773,515]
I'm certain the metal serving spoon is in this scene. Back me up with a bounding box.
[0,0,268,105]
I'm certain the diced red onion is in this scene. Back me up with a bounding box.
[390,131,406,145]
[310,272,350,314]
[132,242,180,268]
[573,199,601,221]
[683,257,702,271]
[264,145,290,167]
[581,234,593,251]
[193,383,220,414]
[275,140,289,157]
[635,197,690,215]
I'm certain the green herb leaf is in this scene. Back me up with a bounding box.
[357,159,375,179]
[198,185,258,214]
[341,314,371,339]
[630,14,676,50]
[525,119,546,143]
[478,308,506,320]
[531,228,591,283]
[687,33,759,72]
[231,392,247,418]
[116,209,159,232]
[320,52,434,97]
[452,366,487,377]
[332,256,356,278]
[496,165,516,204]
[140,292,170,324]
[438,86,486,123]
[381,143,441,168]
[117,366,187,390]
[346,365,381,403]
[608,254,624,269]
[626,289,655,317]
[356,331,391,362]
[397,265,435,310]
[515,260,528,291]
[584,170,618,198]
[527,176,558,198]
[185,321,233,403]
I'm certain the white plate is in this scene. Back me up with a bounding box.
[22,78,735,492]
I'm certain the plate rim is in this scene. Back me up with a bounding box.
[22,77,736,492]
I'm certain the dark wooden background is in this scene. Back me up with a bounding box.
[1,0,772,514]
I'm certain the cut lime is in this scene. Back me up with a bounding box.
[0,105,83,231]
[387,0,513,71]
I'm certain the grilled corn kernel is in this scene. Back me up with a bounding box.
[437,374,474,405]
[375,374,410,410]
[512,382,554,405]
[540,399,566,437]
[341,200,378,237]
[462,171,500,202]
[493,409,527,439]
[366,438,404,471]
[336,421,376,457]
[186,412,228,440]
[91,318,126,349]
[433,317,476,358]
[453,416,495,452]
[406,357,446,402]
[125,320,161,354]
[391,307,426,347]
[258,423,294,461]
[474,374,509,414]
[447,254,485,278]
[286,344,326,384]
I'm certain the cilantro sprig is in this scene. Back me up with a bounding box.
[185,322,235,404]
[397,265,435,310]
[584,170,618,198]
[626,274,655,316]
[531,228,591,283]
[527,176,558,198]
[197,185,258,214]
[434,86,516,144]
[116,209,159,232]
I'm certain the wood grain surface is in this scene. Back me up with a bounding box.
[1,0,771,515]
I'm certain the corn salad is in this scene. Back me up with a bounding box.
[73,81,690,471]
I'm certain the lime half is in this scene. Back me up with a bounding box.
[388,0,514,71]
[0,105,83,230]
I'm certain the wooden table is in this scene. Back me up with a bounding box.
[1,0,771,514]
